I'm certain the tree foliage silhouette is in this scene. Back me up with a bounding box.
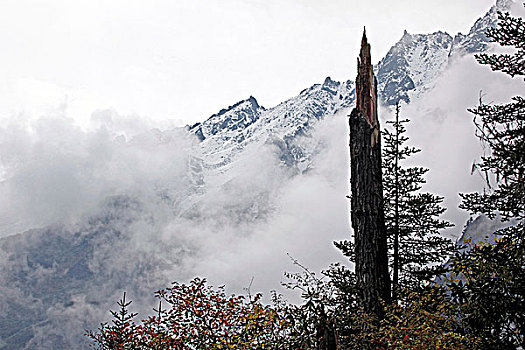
[382,103,453,298]
[451,5,525,349]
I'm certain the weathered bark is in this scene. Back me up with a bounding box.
[349,29,391,320]
[316,308,338,350]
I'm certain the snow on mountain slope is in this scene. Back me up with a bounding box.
[189,77,354,169]
[377,0,513,105]
[182,0,512,182]
[450,0,514,56]
[377,31,453,105]
[188,0,508,187]
[163,77,355,220]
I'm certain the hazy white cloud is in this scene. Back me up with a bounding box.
[0,112,194,235]
[172,112,352,297]
[0,103,352,316]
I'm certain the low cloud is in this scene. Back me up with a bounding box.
[0,112,193,235]
[0,105,353,347]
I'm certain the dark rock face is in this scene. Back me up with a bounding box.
[349,30,390,321]
[376,30,453,106]
[376,0,512,106]
[189,96,263,141]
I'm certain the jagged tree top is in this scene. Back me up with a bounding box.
[356,28,379,128]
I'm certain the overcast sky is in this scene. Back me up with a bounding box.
[0,0,498,127]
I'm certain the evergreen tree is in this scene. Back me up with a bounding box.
[337,104,453,299]
[382,103,453,297]
[449,6,525,348]
[87,292,139,349]
[460,7,525,222]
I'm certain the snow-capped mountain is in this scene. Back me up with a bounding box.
[189,96,264,143]
[450,0,513,56]
[376,30,453,105]
[377,0,512,105]
[189,77,354,170]
[184,0,511,181]
[0,1,513,348]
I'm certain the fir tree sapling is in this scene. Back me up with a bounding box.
[337,104,453,299]
[382,103,453,296]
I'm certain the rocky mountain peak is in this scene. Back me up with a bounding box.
[376,30,453,105]
[495,0,514,11]
[376,0,509,106]
[322,76,337,87]
[247,95,260,109]
[400,29,412,42]
[188,96,263,141]
[450,0,513,56]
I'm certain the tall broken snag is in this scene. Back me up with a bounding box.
[356,28,380,146]
[349,28,391,320]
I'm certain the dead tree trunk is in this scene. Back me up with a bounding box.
[349,29,391,321]
[316,307,338,350]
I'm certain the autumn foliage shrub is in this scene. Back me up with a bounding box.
[87,277,291,349]
[367,287,482,350]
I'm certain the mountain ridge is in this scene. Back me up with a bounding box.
[189,0,512,154]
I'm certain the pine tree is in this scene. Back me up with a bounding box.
[449,6,525,348]
[382,104,453,298]
[460,7,525,222]
[86,292,139,349]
